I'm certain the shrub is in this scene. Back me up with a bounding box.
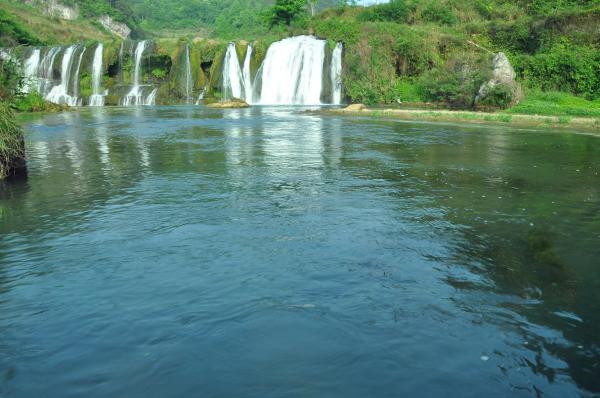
[421,2,458,25]
[0,101,25,179]
[478,83,514,109]
[358,0,410,23]
[11,92,49,113]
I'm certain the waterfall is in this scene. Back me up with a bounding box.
[242,45,253,103]
[46,45,80,106]
[258,36,326,105]
[222,43,243,101]
[37,47,61,97]
[331,43,343,105]
[123,40,151,106]
[72,46,86,105]
[89,43,105,106]
[184,45,193,103]
[22,48,40,93]
[195,87,206,105]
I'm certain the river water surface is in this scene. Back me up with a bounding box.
[1,107,599,397]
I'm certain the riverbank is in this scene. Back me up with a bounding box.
[324,106,600,133]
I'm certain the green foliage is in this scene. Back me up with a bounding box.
[152,68,167,79]
[419,59,489,108]
[0,58,23,99]
[10,92,54,112]
[0,101,24,179]
[515,41,600,99]
[358,0,410,23]
[478,83,514,109]
[0,8,43,46]
[420,2,458,25]
[506,90,600,117]
[266,0,306,26]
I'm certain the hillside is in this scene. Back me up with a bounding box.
[0,0,143,45]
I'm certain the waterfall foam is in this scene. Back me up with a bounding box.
[222,43,244,101]
[258,36,326,105]
[331,43,343,105]
[89,43,106,106]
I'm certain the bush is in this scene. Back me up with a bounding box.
[516,42,600,99]
[0,101,25,179]
[421,2,458,25]
[420,60,489,107]
[477,83,514,109]
[11,92,50,112]
[358,0,410,23]
[0,8,43,46]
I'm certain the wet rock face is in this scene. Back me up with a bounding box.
[98,15,131,39]
[476,52,523,108]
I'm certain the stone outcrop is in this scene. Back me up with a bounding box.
[98,15,131,39]
[207,99,250,109]
[343,104,367,111]
[476,52,522,107]
[25,0,78,20]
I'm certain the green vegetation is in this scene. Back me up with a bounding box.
[0,101,25,179]
[505,91,600,118]
[0,7,43,46]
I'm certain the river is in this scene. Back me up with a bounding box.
[1,107,599,397]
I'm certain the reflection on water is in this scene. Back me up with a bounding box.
[1,107,599,397]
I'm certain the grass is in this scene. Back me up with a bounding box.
[505,91,600,118]
[0,101,25,179]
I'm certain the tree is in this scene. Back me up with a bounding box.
[268,0,305,26]
[308,0,318,17]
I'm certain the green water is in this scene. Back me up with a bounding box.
[1,107,599,397]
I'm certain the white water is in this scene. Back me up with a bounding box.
[184,45,193,103]
[195,88,206,105]
[22,49,40,93]
[72,47,86,105]
[46,45,80,106]
[242,45,253,103]
[258,36,326,105]
[36,47,61,97]
[89,44,106,106]
[123,41,151,106]
[222,43,244,101]
[145,88,158,106]
[331,43,343,105]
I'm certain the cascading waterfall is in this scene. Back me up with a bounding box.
[221,43,244,101]
[123,40,150,106]
[330,42,343,105]
[22,48,41,93]
[72,46,86,105]
[184,45,193,103]
[258,36,326,105]
[46,45,80,106]
[89,43,106,106]
[37,47,61,97]
[242,45,253,103]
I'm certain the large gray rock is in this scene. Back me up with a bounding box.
[98,15,132,39]
[476,52,522,107]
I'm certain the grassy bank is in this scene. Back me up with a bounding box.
[327,106,600,133]
[0,101,25,179]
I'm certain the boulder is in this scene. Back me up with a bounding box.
[343,104,367,111]
[476,52,522,107]
[207,99,250,109]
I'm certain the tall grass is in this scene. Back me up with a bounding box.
[0,101,25,179]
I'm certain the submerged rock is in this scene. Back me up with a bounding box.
[343,104,367,111]
[207,99,250,109]
[476,52,522,108]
